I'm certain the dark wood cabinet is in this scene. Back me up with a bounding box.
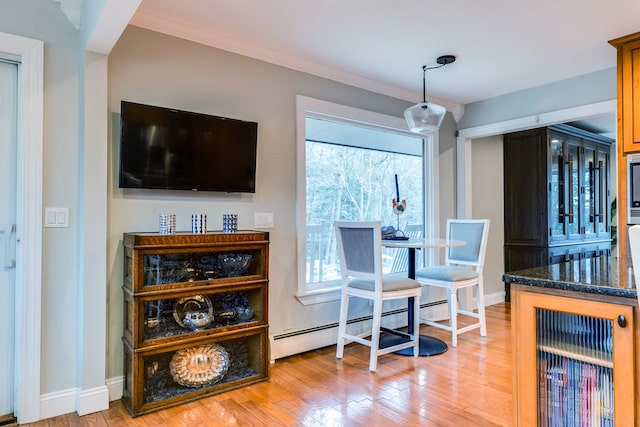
[121,231,269,416]
[503,125,613,298]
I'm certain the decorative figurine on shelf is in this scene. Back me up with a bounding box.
[392,174,407,238]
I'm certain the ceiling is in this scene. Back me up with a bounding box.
[127,0,640,135]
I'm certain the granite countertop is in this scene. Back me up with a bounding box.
[502,256,638,299]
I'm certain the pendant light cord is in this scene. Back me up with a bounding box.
[420,55,456,103]
[421,62,449,102]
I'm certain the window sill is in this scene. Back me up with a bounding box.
[295,283,341,305]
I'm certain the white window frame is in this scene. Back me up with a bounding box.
[295,95,439,305]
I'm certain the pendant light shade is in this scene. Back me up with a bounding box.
[404,55,456,134]
[404,101,447,133]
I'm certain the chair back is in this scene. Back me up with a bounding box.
[445,219,490,272]
[390,224,423,273]
[628,225,640,309]
[334,221,383,285]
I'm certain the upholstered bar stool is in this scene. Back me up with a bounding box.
[414,219,490,347]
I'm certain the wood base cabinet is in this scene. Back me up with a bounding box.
[122,231,269,417]
[511,287,636,426]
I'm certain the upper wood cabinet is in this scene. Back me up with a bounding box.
[610,32,640,154]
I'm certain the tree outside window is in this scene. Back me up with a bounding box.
[304,116,425,287]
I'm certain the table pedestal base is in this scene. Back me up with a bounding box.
[379,334,448,357]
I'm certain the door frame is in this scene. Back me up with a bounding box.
[0,32,44,424]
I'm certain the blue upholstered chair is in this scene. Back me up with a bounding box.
[414,219,490,347]
[334,221,422,371]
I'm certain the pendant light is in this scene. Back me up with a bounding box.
[404,55,456,133]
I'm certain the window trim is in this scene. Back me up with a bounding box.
[295,95,439,305]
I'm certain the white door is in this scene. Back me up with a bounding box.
[0,58,18,420]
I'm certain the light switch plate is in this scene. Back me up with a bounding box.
[44,207,69,228]
[254,212,274,229]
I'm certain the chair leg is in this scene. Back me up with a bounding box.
[476,281,487,337]
[449,288,458,348]
[412,295,420,357]
[369,298,383,372]
[336,291,349,359]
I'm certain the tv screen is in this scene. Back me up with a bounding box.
[119,101,258,193]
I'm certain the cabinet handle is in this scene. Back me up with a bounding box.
[617,315,627,328]
[558,155,565,224]
[567,155,574,224]
[589,161,595,222]
[597,160,604,224]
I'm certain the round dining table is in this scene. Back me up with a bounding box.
[381,237,466,356]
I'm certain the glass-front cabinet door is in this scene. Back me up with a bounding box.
[549,131,581,243]
[583,143,596,239]
[549,133,566,242]
[513,290,635,426]
[566,138,581,241]
[595,146,610,236]
[582,142,610,240]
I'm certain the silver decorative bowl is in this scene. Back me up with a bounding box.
[169,344,229,387]
[182,311,212,330]
[173,295,214,330]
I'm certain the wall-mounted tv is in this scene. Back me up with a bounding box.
[119,101,258,193]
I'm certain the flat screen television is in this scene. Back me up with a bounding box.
[119,101,258,193]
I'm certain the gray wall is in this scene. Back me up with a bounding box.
[107,26,458,378]
[2,0,616,405]
[458,66,617,300]
[471,135,505,296]
[458,68,616,129]
[1,0,82,394]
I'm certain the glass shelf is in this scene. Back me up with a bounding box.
[143,251,259,286]
[125,287,265,348]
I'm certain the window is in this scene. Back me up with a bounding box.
[296,96,437,304]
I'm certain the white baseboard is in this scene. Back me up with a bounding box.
[39,385,110,420]
[77,385,109,416]
[270,310,410,361]
[40,388,77,420]
[484,290,505,307]
[37,292,506,419]
[106,376,124,401]
[270,292,505,362]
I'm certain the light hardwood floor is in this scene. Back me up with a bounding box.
[22,303,512,426]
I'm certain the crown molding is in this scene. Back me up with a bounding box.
[129,10,463,120]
